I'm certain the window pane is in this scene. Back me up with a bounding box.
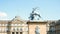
[16,32,18,34]
[20,32,22,34]
[12,32,14,34]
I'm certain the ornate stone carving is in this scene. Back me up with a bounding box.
[35,26,40,34]
[29,7,41,20]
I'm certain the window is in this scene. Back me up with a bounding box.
[15,27,17,31]
[6,28,9,32]
[12,32,14,34]
[50,27,55,31]
[20,32,22,34]
[16,32,18,34]
[20,28,22,31]
[13,27,18,31]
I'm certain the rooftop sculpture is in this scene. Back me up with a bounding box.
[29,7,41,20]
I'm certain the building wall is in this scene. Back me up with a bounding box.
[0,33,7,34]
[55,20,60,34]
[0,16,57,34]
[28,22,47,34]
[55,25,60,34]
[0,17,28,34]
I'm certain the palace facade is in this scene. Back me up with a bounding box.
[0,16,60,34]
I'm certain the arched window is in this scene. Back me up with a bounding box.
[20,28,22,31]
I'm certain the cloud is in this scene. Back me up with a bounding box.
[0,12,7,17]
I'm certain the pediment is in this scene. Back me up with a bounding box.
[11,16,26,24]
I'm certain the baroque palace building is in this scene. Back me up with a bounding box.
[0,16,48,34]
[0,16,28,34]
[0,16,59,34]
[0,8,60,34]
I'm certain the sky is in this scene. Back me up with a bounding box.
[0,0,60,20]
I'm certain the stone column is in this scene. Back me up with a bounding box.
[14,32,16,34]
[18,32,20,34]
[10,31,12,34]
